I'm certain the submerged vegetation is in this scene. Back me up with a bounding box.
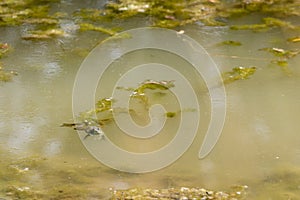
[111,186,248,199]
[0,65,18,82]
[223,66,257,84]
[218,40,242,46]
[0,43,10,58]
[0,43,17,82]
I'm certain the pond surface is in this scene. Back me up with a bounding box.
[0,0,300,199]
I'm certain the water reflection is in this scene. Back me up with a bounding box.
[253,118,271,142]
[43,139,62,157]
[43,62,62,79]
[7,121,36,151]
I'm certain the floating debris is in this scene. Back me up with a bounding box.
[287,36,300,43]
[223,66,257,83]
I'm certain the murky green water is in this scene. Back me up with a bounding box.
[1,0,300,199]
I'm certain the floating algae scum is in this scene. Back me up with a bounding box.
[0,0,300,199]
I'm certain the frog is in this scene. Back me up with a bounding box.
[61,119,104,140]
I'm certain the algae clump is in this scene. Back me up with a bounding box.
[219,40,242,46]
[79,23,117,35]
[223,66,257,84]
